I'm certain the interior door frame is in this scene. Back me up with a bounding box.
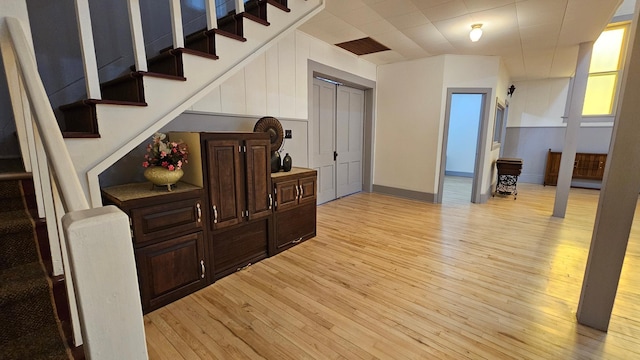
[437,88,492,204]
[307,60,376,195]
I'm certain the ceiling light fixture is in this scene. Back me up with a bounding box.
[469,24,483,42]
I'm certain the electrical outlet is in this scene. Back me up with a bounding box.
[285,130,292,139]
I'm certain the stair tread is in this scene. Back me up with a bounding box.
[0,209,32,235]
[174,47,219,61]
[241,12,270,26]
[0,262,49,304]
[0,322,69,360]
[267,0,290,12]
[212,28,247,42]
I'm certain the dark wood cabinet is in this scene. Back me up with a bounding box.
[135,231,206,311]
[544,150,607,186]
[200,133,272,279]
[101,134,319,312]
[102,182,208,313]
[204,134,272,230]
[271,168,317,255]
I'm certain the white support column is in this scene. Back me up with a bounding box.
[127,0,148,72]
[205,0,218,30]
[73,0,101,99]
[169,0,184,49]
[552,42,593,218]
[236,0,245,13]
[577,4,640,331]
[63,206,148,359]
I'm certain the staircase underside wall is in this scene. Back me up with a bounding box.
[62,0,324,207]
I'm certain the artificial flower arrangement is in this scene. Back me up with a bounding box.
[142,132,188,171]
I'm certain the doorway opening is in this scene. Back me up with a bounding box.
[437,88,493,204]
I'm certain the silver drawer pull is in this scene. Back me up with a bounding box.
[212,205,218,224]
[200,260,206,279]
[196,203,202,222]
[292,237,302,244]
[237,263,252,272]
[268,194,273,209]
[299,185,304,197]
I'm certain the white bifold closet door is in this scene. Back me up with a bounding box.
[312,78,364,204]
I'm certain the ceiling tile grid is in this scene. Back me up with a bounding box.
[298,0,628,80]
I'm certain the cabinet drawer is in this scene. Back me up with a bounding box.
[212,218,268,279]
[135,231,207,312]
[131,198,203,247]
[273,202,316,254]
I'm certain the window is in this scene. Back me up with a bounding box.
[493,100,505,146]
[582,23,629,116]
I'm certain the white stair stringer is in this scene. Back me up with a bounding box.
[64,0,324,207]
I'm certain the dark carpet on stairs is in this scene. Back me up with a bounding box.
[0,178,70,359]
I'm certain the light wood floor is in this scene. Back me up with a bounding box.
[144,182,640,359]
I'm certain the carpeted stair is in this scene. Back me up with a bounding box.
[0,169,70,360]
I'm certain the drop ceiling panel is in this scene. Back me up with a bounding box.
[371,0,421,18]
[549,45,580,78]
[557,0,621,46]
[355,19,401,36]
[515,0,567,28]
[386,12,431,29]
[419,0,469,22]
[361,50,407,64]
[401,23,450,52]
[520,25,562,50]
[336,5,385,26]
[325,0,367,14]
[462,0,515,13]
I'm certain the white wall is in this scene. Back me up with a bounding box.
[374,56,445,194]
[190,30,376,120]
[374,54,505,199]
[508,78,570,128]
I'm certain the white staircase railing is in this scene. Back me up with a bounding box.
[1,10,148,359]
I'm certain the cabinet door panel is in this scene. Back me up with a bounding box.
[275,179,298,211]
[274,202,316,250]
[298,176,317,204]
[245,139,272,220]
[207,140,243,229]
[136,232,206,312]
[544,151,561,186]
[212,218,268,279]
[131,198,202,247]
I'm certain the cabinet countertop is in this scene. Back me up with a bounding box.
[271,167,316,178]
[102,181,202,204]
